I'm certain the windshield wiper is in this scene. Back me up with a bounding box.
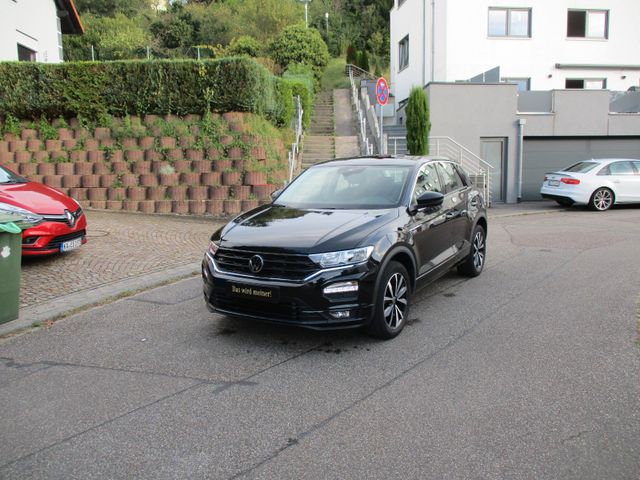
[0,180,25,184]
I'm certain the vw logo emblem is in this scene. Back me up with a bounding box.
[64,209,76,227]
[248,255,264,273]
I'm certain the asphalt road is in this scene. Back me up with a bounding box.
[1,207,639,479]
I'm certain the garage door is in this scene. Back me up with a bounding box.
[522,138,640,201]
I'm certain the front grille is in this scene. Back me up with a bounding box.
[215,248,319,281]
[42,207,83,226]
[45,229,86,250]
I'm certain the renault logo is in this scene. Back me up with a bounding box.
[248,255,264,273]
[64,209,76,227]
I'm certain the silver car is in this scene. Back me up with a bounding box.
[540,158,640,211]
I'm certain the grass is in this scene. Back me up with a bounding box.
[321,57,351,91]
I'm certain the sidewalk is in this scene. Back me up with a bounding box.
[1,210,224,335]
[1,201,560,335]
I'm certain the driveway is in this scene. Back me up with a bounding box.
[1,207,639,479]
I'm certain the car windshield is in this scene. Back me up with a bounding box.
[0,165,27,184]
[562,162,599,173]
[275,164,413,209]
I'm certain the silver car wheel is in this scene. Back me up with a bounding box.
[383,272,408,330]
[473,230,485,271]
[593,188,613,211]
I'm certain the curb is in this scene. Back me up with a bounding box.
[488,209,562,219]
[0,262,201,337]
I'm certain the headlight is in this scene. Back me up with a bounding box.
[309,246,374,268]
[208,240,220,256]
[0,202,43,225]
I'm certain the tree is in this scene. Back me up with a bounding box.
[63,13,151,61]
[405,87,431,155]
[268,24,329,81]
[357,50,370,72]
[74,0,152,17]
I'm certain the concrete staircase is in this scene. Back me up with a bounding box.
[334,89,360,158]
[301,91,335,168]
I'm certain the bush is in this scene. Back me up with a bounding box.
[0,58,292,126]
[268,24,329,82]
[283,64,314,130]
[227,35,262,57]
[405,87,431,155]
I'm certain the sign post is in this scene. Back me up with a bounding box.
[376,77,389,154]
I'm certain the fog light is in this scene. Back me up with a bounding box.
[323,281,358,295]
[330,310,351,319]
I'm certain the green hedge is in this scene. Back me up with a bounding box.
[0,57,303,127]
[283,64,315,130]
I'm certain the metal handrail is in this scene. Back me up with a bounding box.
[387,135,493,206]
[287,95,304,182]
[345,64,375,81]
[349,68,378,155]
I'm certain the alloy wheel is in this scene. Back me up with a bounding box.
[383,272,408,329]
[593,189,613,211]
[473,230,486,271]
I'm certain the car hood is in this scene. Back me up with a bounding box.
[220,205,398,253]
[0,181,80,214]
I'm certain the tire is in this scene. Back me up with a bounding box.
[589,187,614,211]
[457,224,486,277]
[367,261,411,340]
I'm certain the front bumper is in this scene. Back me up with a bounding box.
[21,217,87,256]
[202,252,377,330]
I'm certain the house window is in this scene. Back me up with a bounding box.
[57,16,64,60]
[488,8,531,37]
[17,44,36,61]
[503,78,531,91]
[567,10,608,39]
[398,35,409,71]
[565,78,607,89]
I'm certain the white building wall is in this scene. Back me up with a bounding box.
[391,0,640,104]
[0,0,63,63]
[390,0,425,106]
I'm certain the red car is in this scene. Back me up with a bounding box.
[0,165,87,256]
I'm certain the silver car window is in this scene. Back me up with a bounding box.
[607,161,635,175]
[412,163,442,203]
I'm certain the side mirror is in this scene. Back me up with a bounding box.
[415,191,444,210]
[270,189,282,201]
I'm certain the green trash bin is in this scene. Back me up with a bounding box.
[0,214,24,324]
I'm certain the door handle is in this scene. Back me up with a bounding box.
[612,180,621,184]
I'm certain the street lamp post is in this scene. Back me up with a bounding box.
[325,12,329,36]
[298,0,312,28]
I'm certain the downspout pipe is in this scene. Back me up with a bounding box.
[517,119,526,202]
[422,0,426,87]
[431,0,435,82]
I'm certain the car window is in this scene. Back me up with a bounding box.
[563,161,599,173]
[598,161,635,176]
[438,162,464,193]
[412,163,442,203]
[632,161,640,174]
[275,164,413,209]
[0,165,27,184]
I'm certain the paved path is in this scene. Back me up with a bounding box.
[0,205,638,478]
